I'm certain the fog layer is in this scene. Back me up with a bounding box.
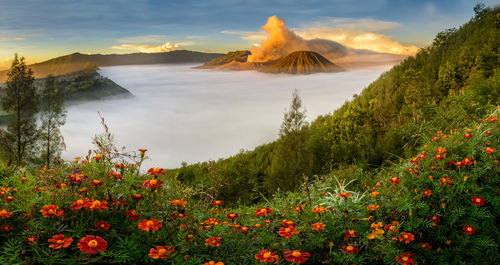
[61,64,392,168]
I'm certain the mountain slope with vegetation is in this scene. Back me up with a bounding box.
[199,50,251,67]
[264,51,343,74]
[170,5,500,204]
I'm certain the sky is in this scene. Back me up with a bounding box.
[0,0,497,69]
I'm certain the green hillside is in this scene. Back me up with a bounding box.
[170,6,500,204]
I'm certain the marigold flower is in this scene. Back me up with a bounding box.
[370,191,379,198]
[126,209,141,220]
[71,198,89,210]
[279,226,300,238]
[436,147,446,154]
[142,178,164,189]
[396,253,416,265]
[96,221,110,231]
[339,192,353,198]
[205,236,221,247]
[5,196,14,202]
[341,245,359,255]
[429,215,440,223]
[255,207,272,216]
[422,189,432,197]
[226,212,239,221]
[463,225,476,235]
[170,198,187,206]
[371,222,383,229]
[389,177,401,185]
[0,209,13,219]
[471,196,485,206]
[439,177,454,187]
[280,219,297,228]
[312,222,325,231]
[25,235,39,245]
[255,249,280,263]
[138,218,162,231]
[311,206,326,214]
[40,205,63,217]
[131,194,145,201]
[484,147,495,154]
[148,245,175,260]
[204,262,224,265]
[147,167,165,176]
[399,232,415,243]
[48,234,73,249]
[88,200,108,211]
[1,224,12,232]
[366,204,380,211]
[284,250,310,263]
[90,180,103,187]
[420,242,432,250]
[92,154,103,160]
[345,230,359,238]
[212,200,224,206]
[463,133,473,139]
[77,235,107,254]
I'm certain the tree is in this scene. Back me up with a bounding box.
[1,54,38,166]
[39,75,66,167]
[267,90,311,192]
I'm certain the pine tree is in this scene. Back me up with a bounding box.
[1,54,38,166]
[39,75,66,167]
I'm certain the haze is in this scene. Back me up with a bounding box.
[61,64,392,168]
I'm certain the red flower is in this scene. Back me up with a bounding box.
[483,147,495,154]
[399,232,415,243]
[284,250,310,263]
[463,225,476,235]
[439,177,454,187]
[312,222,325,231]
[142,178,164,189]
[1,224,12,232]
[170,198,187,206]
[255,249,280,263]
[71,198,89,210]
[279,226,299,238]
[147,167,165,176]
[148,245,175,260]
[345,230,359,238]
[463,133,473,139]
[226,212,239,221]
[420,242,432,250]
[212,200,224,206]
[396,253,416,265]
[95,221,110,231]
[471,196,485,206]
[0,209,13,219]
[138,218,162,232]
[126,209,141,220]
[131,194,144,201]
[40,205,63,217]
[422,189,432,197]
[48,234,73,249]
[205,236,221,247]
[388,177,401,185]
[341,245,359,255]
[88,200,108,211]
[90,180,103,187]
[255,207,272,216]
[77,235,107,254]
[25,235,39,245]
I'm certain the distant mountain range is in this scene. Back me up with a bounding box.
[199,50,343,74]
[0,50,223,82]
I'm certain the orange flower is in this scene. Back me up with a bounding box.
[40,205,63,217]
[0,209,13,219]
[48,234,73,249]
[126,209,140,220]
[370,191,379,198]
[226,212,239,221]
[371,222,383,229]
[463,225,476,235]
[88,200,108,211]
[1,224,12,232]
[142,178,164,189]
[204,262,224,265]
[396,253,416,265]
[71,198,89,210]
[284,250,310,263]
[339,192,353,199]
[483,147,495,154]
[255,249,280,263]
[341,245,359,255]
[366,204,380,211]
[25,235,39,245]
[147,167,165,176]
[205,236,221,247]
[5,196,14,202]
[148,245,176,260]
[279,226,300,238]
[170,198,187,206]
[90,180,103,187]
[388,177,401,185]
[255,207,272,216]
[95,221,110,231]
[312,222,325,231]
[138,218,162,232]
[436,147,446,154]
[345,230,359,238]
[77,235,107,254]
[212,200,224,206]
[422,189,432,197]
[131,194,145,201]
[311,206,326,214]
[399,232,415,243]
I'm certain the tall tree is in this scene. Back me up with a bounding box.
[39,75,66,167]
[1,54,39,166]
[267,89,311,192]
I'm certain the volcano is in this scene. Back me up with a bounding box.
[263,51,342,74]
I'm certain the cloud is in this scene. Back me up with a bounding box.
[224,17,419,56]
[0,36,28,41]
[112,41,195,53]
